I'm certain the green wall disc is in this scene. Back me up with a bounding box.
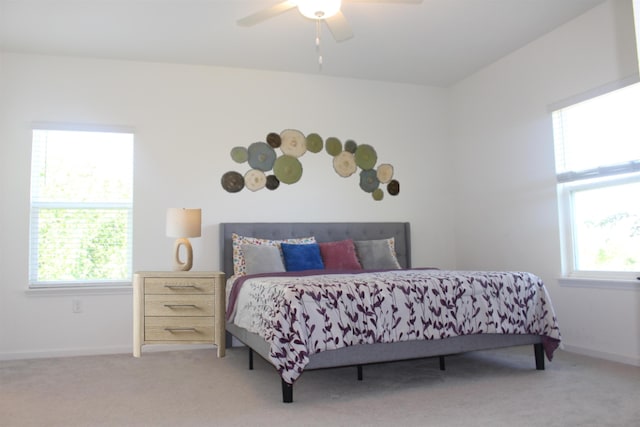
[354,144,377,170]
[325,137,342,156]
[273,155,303,184]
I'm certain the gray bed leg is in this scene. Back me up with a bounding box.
[534,343,545,370]
[439,356,445,371]
[249,348,253,370]
[282,379,293,403]
[357,365,363,381]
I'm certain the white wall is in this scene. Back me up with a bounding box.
[2,0,639,366]
[449,0,640,365]
[0,53,454,358]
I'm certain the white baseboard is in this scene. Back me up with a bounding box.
[0,343,216,361]
[0,346,131,361]
[562,344,640,367]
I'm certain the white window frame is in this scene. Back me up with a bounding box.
[552,79,640,287]
[557,173,640,283]
[29,124,134,289]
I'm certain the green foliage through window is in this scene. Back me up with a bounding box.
[30,128,133,285]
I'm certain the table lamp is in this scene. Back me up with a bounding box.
[166,208,201,271]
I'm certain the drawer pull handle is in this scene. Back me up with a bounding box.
[165,327,198,333]
[164,304,198,309]
[165,285,198,289]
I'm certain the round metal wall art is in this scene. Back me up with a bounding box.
[344,139,357,153]
[244,169,267,191]
[247,142,276,171]
[273,155,303,184]
[221,171,244,193]
[221,128,399,201]
[325,137,342,156]
[333,151,357,177]
[266,132,281,148]
[376,163,394,183]
[230,146,248,163]
[280,129,307,157]
[306,133,323,153]
[387,179,400,196]
[359,169,380,193]
[266,174,280,190]
[354,144,377,170]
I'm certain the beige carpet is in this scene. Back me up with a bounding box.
[1,346,639,427]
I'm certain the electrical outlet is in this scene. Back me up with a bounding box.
[72,299,83,314]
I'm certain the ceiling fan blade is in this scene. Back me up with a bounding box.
[237,1,298,27]
[325,11,354,42]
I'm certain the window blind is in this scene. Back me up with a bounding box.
[29,128,134,286]
[552,82,640,183]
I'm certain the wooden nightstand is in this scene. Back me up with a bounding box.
[133,271,226,357]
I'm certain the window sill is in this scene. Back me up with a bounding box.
[25,284,132,297]
[558,277,640,291]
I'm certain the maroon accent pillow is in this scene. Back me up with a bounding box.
[319,239,363,270]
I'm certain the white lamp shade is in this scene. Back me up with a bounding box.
[297,0,341,19]
[166,208,201,238]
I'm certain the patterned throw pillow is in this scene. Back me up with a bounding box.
[319,239,362,270]
[354,237,402,270]
[232,233,316,276]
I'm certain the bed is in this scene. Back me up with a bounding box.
[221,222,561,403]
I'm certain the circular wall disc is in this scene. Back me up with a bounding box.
[266,175,280,190]
[273,155,303,184]
[354,144,378,170]
[344,139,357,153]
[387,179,400,196]
[376,163,394,183]
[230,146,248,163]
[266,132,281,148]
[221,171,244,193]
[333,151,357,177]
[244,169,267,191]
[248,142,276,171]
[372,188,384,201]
[280,129,307,157]
[359,169,380,193]
[306,133,323,153]
[325,137,342,156]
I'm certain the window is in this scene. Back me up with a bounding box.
[552,83,640,281]
[29,127,134,287]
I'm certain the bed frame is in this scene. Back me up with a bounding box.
[221,222,544,403]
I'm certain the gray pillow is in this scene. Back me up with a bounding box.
[241,244,286,275]
[354,238,401,270]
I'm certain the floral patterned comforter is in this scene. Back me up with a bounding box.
[227,269,561,384]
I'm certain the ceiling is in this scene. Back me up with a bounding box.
[0,0,606,87]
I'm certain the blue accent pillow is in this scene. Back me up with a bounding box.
[281,243,325,272]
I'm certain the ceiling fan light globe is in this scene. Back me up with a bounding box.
[297,0,341,20]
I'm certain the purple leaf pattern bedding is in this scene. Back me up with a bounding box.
[228,269,561,384]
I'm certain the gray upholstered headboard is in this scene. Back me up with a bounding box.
[220,222,411,277]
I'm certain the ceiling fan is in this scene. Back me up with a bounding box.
[237,0,423,42]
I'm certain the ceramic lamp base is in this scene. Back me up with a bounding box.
[172,237,193,271]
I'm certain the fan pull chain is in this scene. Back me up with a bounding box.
[315,19,323,70]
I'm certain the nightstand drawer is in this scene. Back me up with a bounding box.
[144,277,215,295]
[133,271,225,357]
[144,317,214,341]
[145,294,214,316]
